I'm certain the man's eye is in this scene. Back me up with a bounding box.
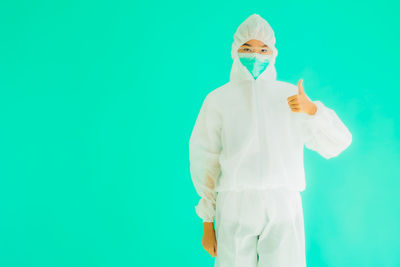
[261,49,268,53]
[244,48,250,51]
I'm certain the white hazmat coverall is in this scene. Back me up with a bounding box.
[189,13,352,267]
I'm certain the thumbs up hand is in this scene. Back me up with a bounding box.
[286,79,317,115]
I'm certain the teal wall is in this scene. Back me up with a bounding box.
[1,1,399,266]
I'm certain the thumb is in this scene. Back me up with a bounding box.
[298,79,305,95]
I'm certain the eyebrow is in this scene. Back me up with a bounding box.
[242,43,268,47]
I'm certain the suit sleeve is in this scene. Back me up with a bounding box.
[300,100,352,159]
[189,95,222,222]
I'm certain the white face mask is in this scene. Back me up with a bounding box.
[238,52,273,79]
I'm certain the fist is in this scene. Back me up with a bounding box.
[202,222,217,257]
[287,79,317,115]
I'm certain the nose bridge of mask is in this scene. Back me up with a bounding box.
[238,52,272,79]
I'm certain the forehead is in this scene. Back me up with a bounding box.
[241,39,268,47]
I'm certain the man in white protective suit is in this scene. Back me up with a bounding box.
[188,13,352,267]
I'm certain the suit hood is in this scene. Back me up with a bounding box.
[230,14,278,83]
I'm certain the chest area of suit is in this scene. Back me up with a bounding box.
[221,87,294,122]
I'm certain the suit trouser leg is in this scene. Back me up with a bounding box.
[214,190,265,267]
[257,190,306,267]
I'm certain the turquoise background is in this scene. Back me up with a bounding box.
[1,0,399,266]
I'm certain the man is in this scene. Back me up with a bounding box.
[189,13,352,267]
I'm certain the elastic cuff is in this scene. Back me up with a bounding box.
[195,203,215,222]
